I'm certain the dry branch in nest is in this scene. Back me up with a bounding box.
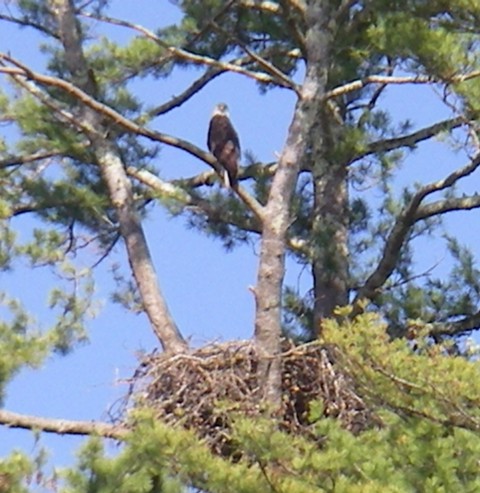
[128,340,376,456]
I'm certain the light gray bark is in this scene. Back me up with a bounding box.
[254,0,333,407]
[51,0,187,353]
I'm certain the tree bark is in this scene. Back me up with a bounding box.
[0,409,125,438]
[254,0,333,407]
[50,0,187,353]
[311,111,349,331]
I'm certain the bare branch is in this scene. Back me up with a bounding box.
[326,72,480,100]
[0,151,60,169]
[212,22,300,93]
[0,409,126,439]
[178,161,278,189]
[0,13,59,38]
[415,194,480,220]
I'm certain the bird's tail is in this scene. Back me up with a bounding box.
[223,169,237,189]
[223,169,231,189]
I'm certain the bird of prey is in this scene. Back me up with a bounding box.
[207,103,240,189]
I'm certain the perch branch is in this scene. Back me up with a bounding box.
[0,53,266,218]
[127,167,264,231]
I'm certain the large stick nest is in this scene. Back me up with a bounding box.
[130,340,376,456]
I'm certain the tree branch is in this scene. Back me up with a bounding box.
[354,154,480,309]
[80,11,292,89]
[212,23,300,93]
[147,68,225,117]
[0,13,59,38]
[239,1,281,14]
[127,166,264,231]
[326,72,480,100]
[352,116,466,164]
[0,151,60,169]
[415,194,480,221]
[0,409,126,439]
[430,311,480,337]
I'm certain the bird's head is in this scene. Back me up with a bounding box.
[212,102,230,117]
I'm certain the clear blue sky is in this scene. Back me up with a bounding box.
[0,0,476,476]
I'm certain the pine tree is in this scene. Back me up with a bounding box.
[1,1,480,491]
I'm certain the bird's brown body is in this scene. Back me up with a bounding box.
[207,103,240,188]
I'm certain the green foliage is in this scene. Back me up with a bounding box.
[0,292,51,404]
[323,312,480,431]
[2,1,480,489]
[56,314,480,492]
[61,412,270,493]
[0,262,95,400]
[0,451,32,493]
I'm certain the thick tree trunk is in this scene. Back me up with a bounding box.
[254,0,333,407]
[51,0,187,353]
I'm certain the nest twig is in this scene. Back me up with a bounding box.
[128,340,375,456]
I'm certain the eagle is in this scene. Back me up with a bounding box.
[207,103,240,189]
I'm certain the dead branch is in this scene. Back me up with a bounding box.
[326,72,480,100]
[0,409,126,439]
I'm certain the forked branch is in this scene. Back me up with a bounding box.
[354,154,480,309]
